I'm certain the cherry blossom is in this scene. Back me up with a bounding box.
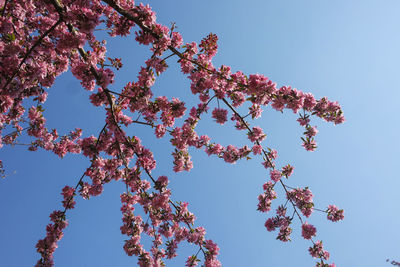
[0,0,345,266]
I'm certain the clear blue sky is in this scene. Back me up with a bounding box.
[1,0,399,266]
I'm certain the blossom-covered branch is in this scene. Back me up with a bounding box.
[0,0,344,266]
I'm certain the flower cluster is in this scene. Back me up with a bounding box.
[287,187,314,217]
[257,181,277,213]
[309,240,330,260]
[326,205,345,222]
[270,169,282,182]
[264,206,293,242]
[248,126,266,143]
[302,222,317,240]
[211,108,228,124]
[61,186,76,209]
[35,211,68,267]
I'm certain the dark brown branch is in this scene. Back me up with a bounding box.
[1,0,9,17]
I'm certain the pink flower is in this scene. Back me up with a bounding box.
[277,226,292,242]
[204,258,221,267]
[204,239,220,256]
[61,186,75,209]
[166,240,178,259]
[309,240,330,260]
[97,68,114,88]
[252,144,263,155]
[264,218,277,231]
[257,193,273,213]
[297,117,310,126]
[276,205,287,217]
[258,182,277,213]
[263,181,275,191]
[222,145,239,163]
[302,137,317,151]
[301,222,317,239]
[248,126,266,143]
[212,108,228,124]
[205,144,223,156]
[199,33,218,58]
[327,205,344,222]
[287,187,314,217]
[305,125,318,137]
[171,32,183,48]
[268,149,278,159]
[303,93,317,111]
[146,57,167,74]
[282,164,294,177]
[249,104,262,118]
[187,227,205,245]
[262,159,275,169]
[155,175,169,190]
[186,256,198,267]
[170,98,186,118]
[270,169,282,182]
[155,125,166,138]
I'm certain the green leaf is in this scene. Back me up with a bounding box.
[8,33,16,42]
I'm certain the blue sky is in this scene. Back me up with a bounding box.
[1,0,400,266]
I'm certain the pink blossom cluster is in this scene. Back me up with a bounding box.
[270,169,282,182]
[309,240,330,261]
[300,124,319,151]
[287,187,314,217]
[264,206,293,242]
[248,126,266,143]
[257,181,277,213]
[281,164,294,177]
[302,222,317,240]
[211,108,228,124]
[204,143,253,164]
[61,186,76,209]
[118,169,221,266]
[252,144,263,155]
[302,137,317,152]
[35,211,68,267]
[326,205,345,222]
[199,33,218,59]
[262,149,278,169]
